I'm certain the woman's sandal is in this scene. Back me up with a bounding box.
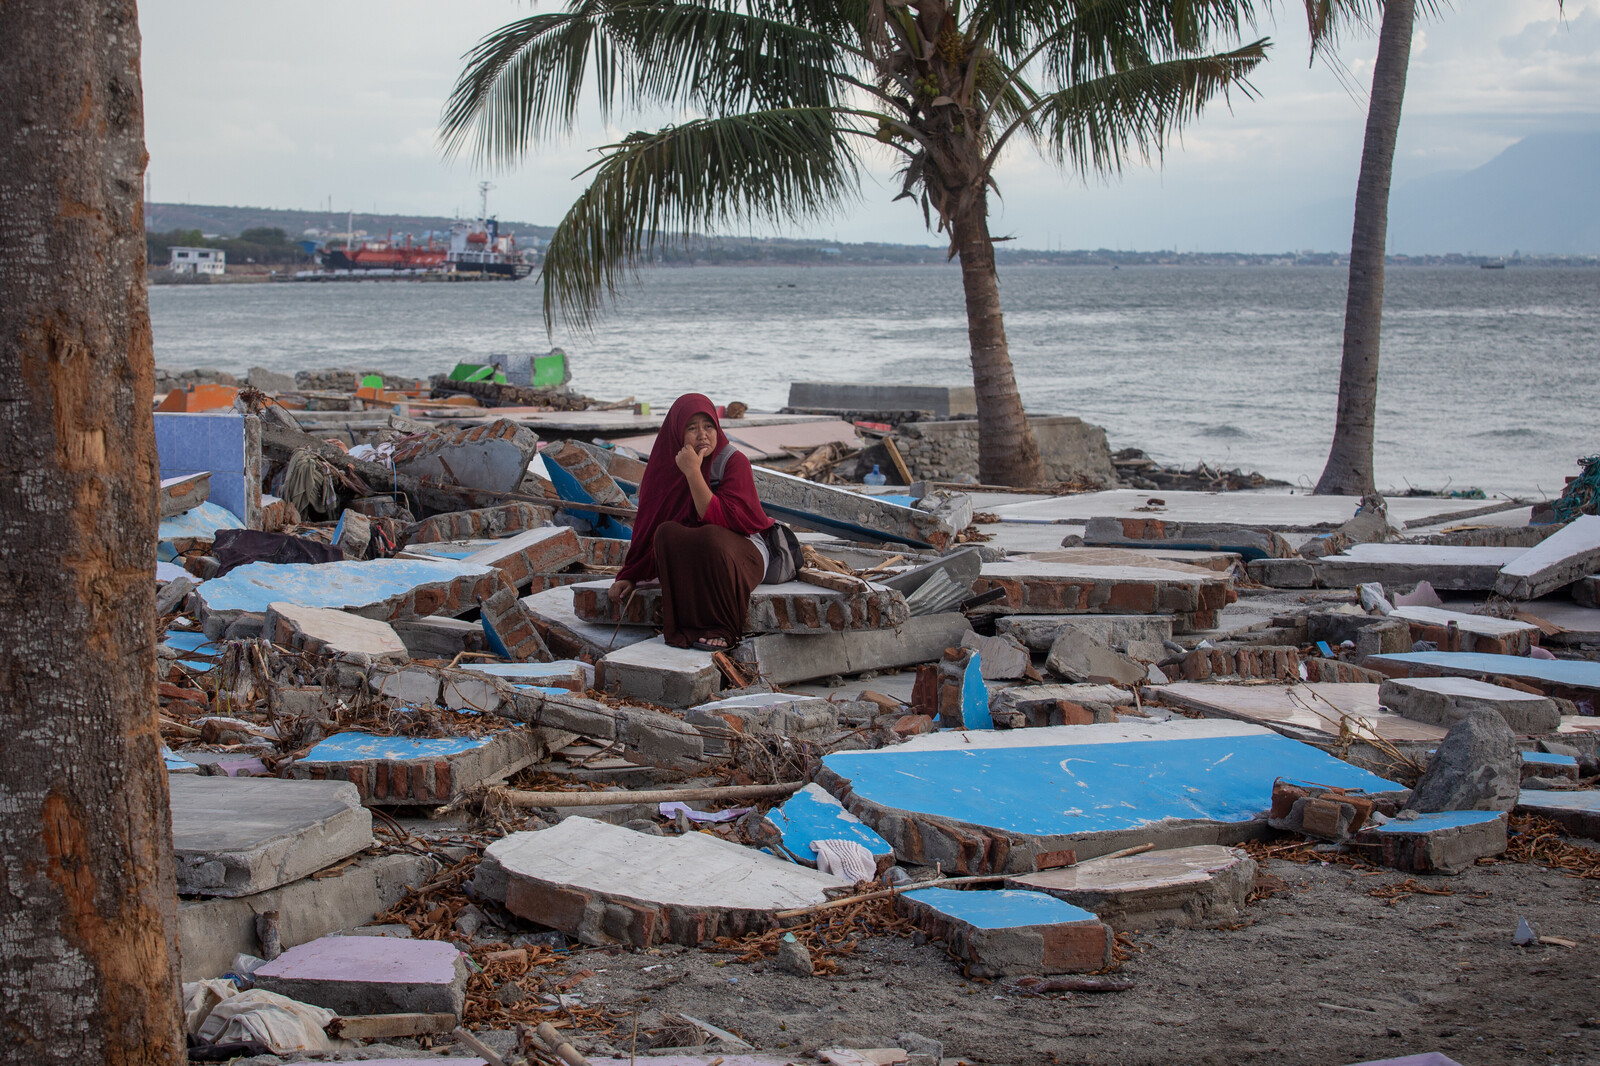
[691,637,731,652]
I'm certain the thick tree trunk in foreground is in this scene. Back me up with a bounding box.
[952,197,1045,487]
[0,2,184,1063]
[1314,0,1415,496]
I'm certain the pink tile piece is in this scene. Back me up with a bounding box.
[253,934,462,984]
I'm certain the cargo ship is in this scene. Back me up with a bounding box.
[320,234,449,272]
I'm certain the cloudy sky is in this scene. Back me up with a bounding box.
[138,0,1600,251]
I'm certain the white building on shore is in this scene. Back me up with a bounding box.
[168,246,225,275]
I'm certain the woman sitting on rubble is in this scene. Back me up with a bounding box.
[608,393,784,652]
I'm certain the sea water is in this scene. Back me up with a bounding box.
[148,264,1600,498]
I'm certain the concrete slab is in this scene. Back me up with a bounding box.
[572,578,911,635]
[896,887,1112,977]
[996,614,1174,653]
[1006,845,1256,931]
[461,526,583,590]
[1353,810,1508,875]
[816,720,1404,873]
[1494,515,1600,599]
[972,560,1232,630]
[988,490,1523,531]
[390,615,487,659]
[752,467,962,550]
[734,613,973,687]
[404,501,552,544]
[598,638,720,708]
[522,585,653,660]
[170,777,373,897]
[686,693,838,754]
[960,631,1031,680]
[160,470,212,517]
[263,603,408,664]
[768,783,894,867]
[252,934,470,1016]
[392,418,538,494]
[788,381,976,418]
[1379,676,1561,735]
[1156,682,1447,744]
[198,558,503,624]
[1251,545,1527,592]
[1515,788,1600,838]
[1520,750,1580,782]
[178,852,435,981]
[462,659,592,690]
[1082,517,1292,560]
[482,817,847,947]
[1389,606,1540,656]
[286,729,546,805]
[158,500,245,551]
[1520,597,1600,646]
[1365,651,1600,699]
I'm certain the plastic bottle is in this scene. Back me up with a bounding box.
[863,464,887,487]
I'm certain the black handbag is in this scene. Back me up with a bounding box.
[708,443,801,583]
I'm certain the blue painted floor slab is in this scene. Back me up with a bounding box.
[1374,811,1503,834]
[164,747,200,773]
[300,732,491,762]
[159,501,244,544]
[198,558,495,616]
[1517,789,1600,814]
[1520,751,1578,768]
[162,629,218,673]
[462,661,589,679]
[823,722,1401,838]
[1371,651,1600,692]
[770,783,893,861]
[902,887,1098,929]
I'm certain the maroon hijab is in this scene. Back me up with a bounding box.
[617,393,772,583]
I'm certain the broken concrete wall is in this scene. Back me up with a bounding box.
[155,410,262,528]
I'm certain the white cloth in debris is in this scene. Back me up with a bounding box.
[195,988,342,1053]
[812,838,876,882]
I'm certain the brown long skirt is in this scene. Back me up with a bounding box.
[654,521,763,648]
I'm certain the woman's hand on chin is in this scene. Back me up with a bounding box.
[675,442,706,477]
[607,579,636,604]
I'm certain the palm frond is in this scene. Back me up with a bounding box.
[441,0,862,166]
[972,0,1264,66]
[540,109,860,331]
[1027,39,1268,178]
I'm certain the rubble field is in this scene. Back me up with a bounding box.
[150,369,1600,1066]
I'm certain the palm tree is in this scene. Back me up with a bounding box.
[1310,0,1559,496]
[1,0,184,1058]
[1310,0,1415,496]
[443,0,1268,486]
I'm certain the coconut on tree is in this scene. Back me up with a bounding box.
[443,0,1268,486]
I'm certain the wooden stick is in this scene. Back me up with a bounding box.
[535,1021,593,1066]
[1077,842,1155,865]
[452,1026,508,1066]
[883,437,913,485]
[771,873,1010,920]
[492,782,803,809]
[327,1013,457,1039]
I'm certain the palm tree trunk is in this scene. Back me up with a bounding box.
[0,1,185,1061]
[951,195,1045,487]
[1314,0,1415,496]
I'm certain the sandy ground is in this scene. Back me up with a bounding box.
[232,840,1600,1066]
[536,855,1600,1066]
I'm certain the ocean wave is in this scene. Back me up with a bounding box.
[1199,424,1250,439]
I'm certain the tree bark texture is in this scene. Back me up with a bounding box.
[952,197,1045,487]
[1314,0,1414,496]
[0,2,184,1063]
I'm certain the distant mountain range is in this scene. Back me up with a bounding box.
[1287,131,1600,256]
